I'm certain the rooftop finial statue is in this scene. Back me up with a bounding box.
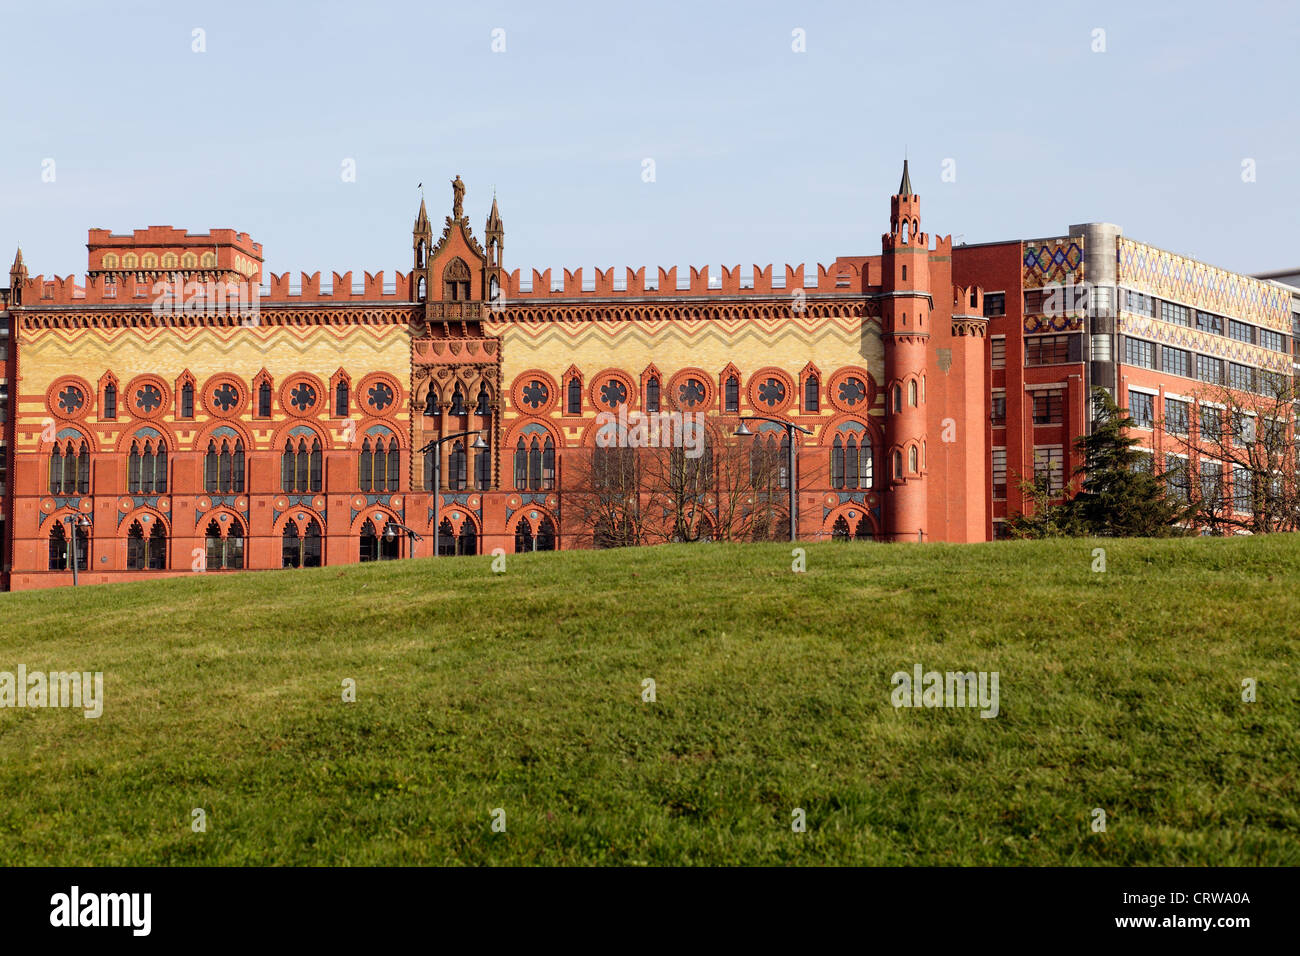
[451,174,465,219]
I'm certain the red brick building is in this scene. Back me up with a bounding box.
[0,165,1293,589]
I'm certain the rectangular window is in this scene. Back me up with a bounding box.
[1125,290,1154,317]
[1196,311,1224,335]
[983,293,1006,317]
[0,454,6,496]
[1229,319,1254,344]
[1025,334,1071,366]
[1161,346,1191,378]
[992,447,1007,499]
[991,393,1006,425]
[1160,301,1190,327]
[0,383,7,425]
[1232,465,1252,513]
[1199,404,1222,441]
[1228,362,1255,392]
[1260,328,1285,352]
[1200,460,1223,507]
[1124,337,1156,369]
[1032,388,1064,425]
[1128,390,1155,428]
[991,336,1006,369]
[1197,354,1223,384]
[1165,397,1189,434]
[1164,455,1190,502]
[1033,445,1065,495]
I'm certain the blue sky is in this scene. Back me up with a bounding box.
[4,0,1297,280]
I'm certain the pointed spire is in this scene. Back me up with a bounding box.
[414,196,430,232]
[898,159,913,197]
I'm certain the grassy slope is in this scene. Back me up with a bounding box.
[0,536,1296,866]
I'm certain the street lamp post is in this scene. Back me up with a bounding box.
[415,428,489,557]
[733,416,814,542]
[65,514,91,587]
[383,522,423,559]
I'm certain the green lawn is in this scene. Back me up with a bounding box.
[0,536,1296,866]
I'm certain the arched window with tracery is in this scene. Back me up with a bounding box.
[449,385,467,417]
[475,384,491,416]
[361,518,399,562]
[360,435,399,493]
[281,436,323,493]
[49,439,90,495]
[443,258,471,301]
[47,521,88,570]
[646,376,660,413]
[831,516,850,541]
[724,375,740,413]
[126,519,167,571]
[127,438,168,494]
[282,518,322,568]
[804,375,819,412]
[335,380,349,418]
[204,437,245,494]
[475,436,491,490]
[566,377,581,415]
[423,388,439,417]
[205,517,245,570]
[515,516,557,553]
[449,440,467,491]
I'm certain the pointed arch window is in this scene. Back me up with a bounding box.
[127,438,168,494]
[281,437,323,493]
[443,258,471,301]
[909,445,919,473]
[527,437,542,490]
[892,384,903,413]
[127,519,167,570]
[831,436,845,489]
[515,516,556,553]
[475,384,491,416]
[49,439,90,495]
[458,519,478,556]
[566,378,581,415]
[181,382,195,419]
[908,380,918,407]
[514,438,527,489]
[48,522,88,571]
[475,436,492,490]
[893,449,904,479]
[103,383,117,420]
[257,380,272,418]
[831,516,850,542]
[359,435,400,493]
[450,385,467,417]
[646,377,660,413]
[204,437,245,493]
[725,375,740,413]
[804,375,819,412]
[205,517,245,570]
[423,389,439,417]
[282,518,323,568]
[360,518,400,562]
[449,440,467,491]
[335,380,349,418]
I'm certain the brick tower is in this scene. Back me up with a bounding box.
[880,161,930,541]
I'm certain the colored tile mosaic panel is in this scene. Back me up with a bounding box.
[1118,313,1292,374]
[1022,239,1085,289]
[1117,238,1291,331]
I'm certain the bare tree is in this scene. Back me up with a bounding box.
[1160,370,1300,534]
[562,445,642,548]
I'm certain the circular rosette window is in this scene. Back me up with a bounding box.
[47,376,94,422]
[591,372,636,412]
[203,378,247,418]
[828,368,875,414]
[667,370,713,412]
[124,375,171,420]
[511,372,558,415]
[280,375,326,418]
[747,369,794,414]
[358,373,403,417]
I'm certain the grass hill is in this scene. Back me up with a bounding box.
[0,536,1297,865]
